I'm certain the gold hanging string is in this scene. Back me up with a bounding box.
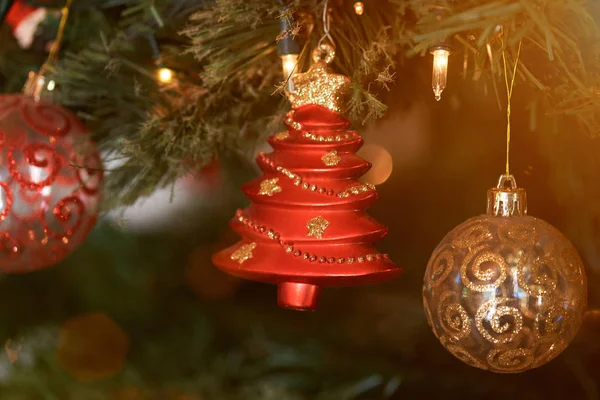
[45,0,73,68]
[500,37,523,176]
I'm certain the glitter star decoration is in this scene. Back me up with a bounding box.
[289,61,351,114]
[273,131,289,141]
[258,178,282,196]
[230,242,257,264]
[306,216,330,239]
[321,150,341,167]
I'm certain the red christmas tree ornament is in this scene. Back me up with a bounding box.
[0,72,102,273]
[213,46,401,311]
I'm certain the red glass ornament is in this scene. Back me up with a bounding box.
[0,93,102,273]
[213,104,401,311]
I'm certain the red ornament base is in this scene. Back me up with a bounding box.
[0,94,102,273]
[213,104,401,310]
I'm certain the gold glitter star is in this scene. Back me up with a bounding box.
[306,216,330,239]
[273,131,289,141]
[289,60,351,113]
[258,178,282,196]
[230,243,257,264]
[321,151,341,167]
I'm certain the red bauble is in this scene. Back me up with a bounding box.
[0,93,102,273]
[213,104,401,311]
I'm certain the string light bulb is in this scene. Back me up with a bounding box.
[354,2,364,15]
[277,4,301,93]
[157,67,174,84]
[281,54,298,90]
[430,45,451,101]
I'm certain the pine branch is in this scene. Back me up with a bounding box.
[1,0,598,209]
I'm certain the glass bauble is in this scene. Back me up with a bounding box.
[0,91,102,273]
[422,175,587,373]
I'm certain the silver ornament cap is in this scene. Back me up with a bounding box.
[486,174,527,217]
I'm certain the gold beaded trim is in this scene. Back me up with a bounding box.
[272,131,289,141]
[303,132,355,142]
[284,111,302,131]
[258,153,376,198]
[234,209,388,265]
[337,183,376,198]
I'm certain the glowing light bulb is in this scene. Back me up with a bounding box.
[157,67,174,84]
[354,1,364,15]
[281,54,298,91]
[47,80,56,91]
[431,48,450,101]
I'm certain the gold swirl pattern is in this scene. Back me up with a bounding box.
[558,246,586,283]
[533,305,565,339]
[475,299,523,344]
[499,223,539,247]
[437,292,471,341]
[460,248,508,292]
[440,337,487,370]
[451,217,493,248]
[427,246,454,288]
[486,348,534,373]
[517,254,558,297]
[423,214,587,373]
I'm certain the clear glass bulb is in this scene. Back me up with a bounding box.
[354,1,364,15]
[281,54,298,92]
[431,48,449,101]
[157,67,174,84]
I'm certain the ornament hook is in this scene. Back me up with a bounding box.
[312,0,336,64]
[318,0,335,50]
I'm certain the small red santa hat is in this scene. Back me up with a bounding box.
[6,0,48,49]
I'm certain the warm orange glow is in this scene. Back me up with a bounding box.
[354,1,364,15]
[431,48,450,101]
[357,144,393,185]
[57,312,130,382]
[157,67,174,83]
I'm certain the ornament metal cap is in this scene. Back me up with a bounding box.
[23,70,48,102]
[486,174,527,217]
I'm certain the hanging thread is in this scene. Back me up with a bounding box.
[46,0,73,66]
[500,37,523,176]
